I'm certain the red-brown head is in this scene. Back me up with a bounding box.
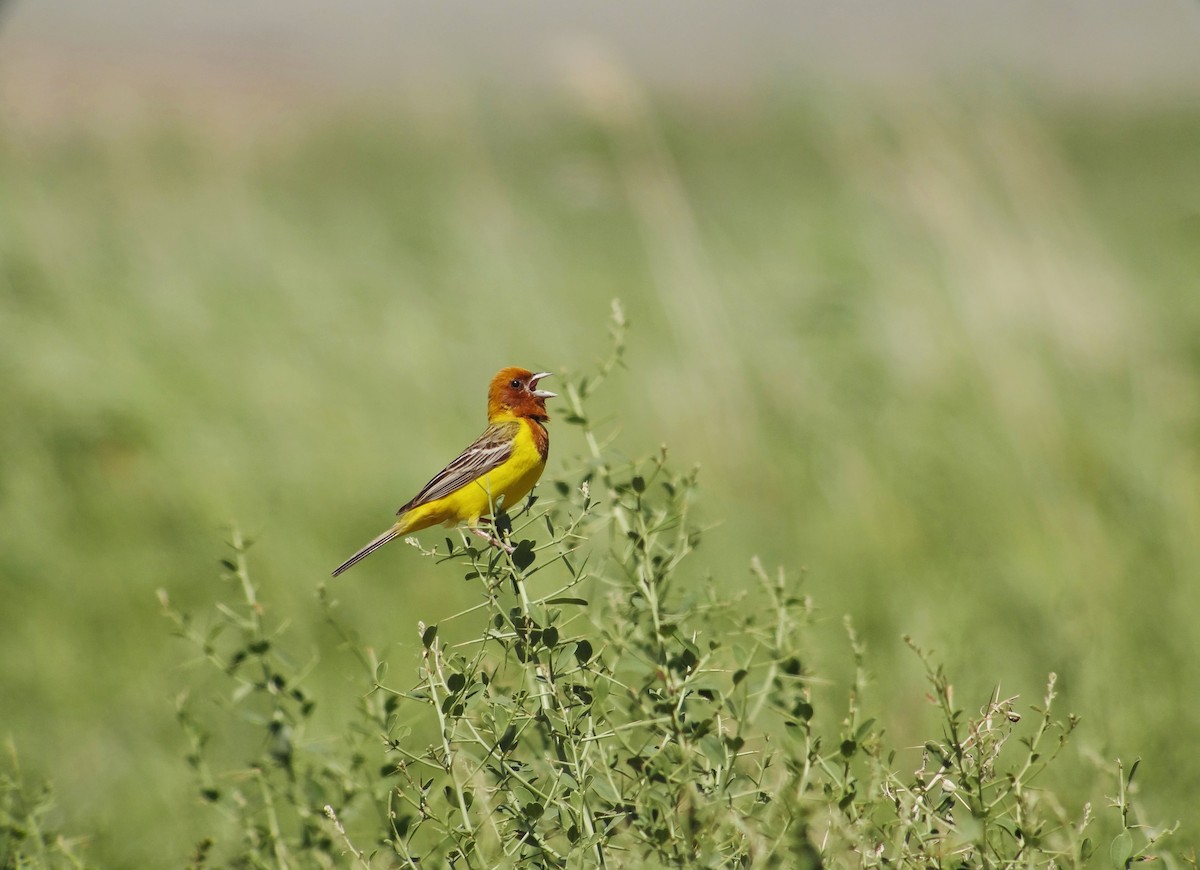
[487,367,556,421]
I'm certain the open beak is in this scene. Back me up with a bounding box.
[529,372,557,399]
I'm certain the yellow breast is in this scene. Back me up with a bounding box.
[399,419,547,533]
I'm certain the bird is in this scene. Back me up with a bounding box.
[332,367,556,576]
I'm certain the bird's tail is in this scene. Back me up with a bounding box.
[332,526,400,577]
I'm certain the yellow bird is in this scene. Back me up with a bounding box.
[332,367,556,576]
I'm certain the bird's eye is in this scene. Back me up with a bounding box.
[510,379,522,389]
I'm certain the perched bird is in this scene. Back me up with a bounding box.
[332,367,556,576]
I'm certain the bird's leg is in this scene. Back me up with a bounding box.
[470,526,515,554]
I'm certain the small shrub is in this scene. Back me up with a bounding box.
[160,311,1181,868]
[0,743,87,869]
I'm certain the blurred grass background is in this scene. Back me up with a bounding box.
[3,7,1200,863]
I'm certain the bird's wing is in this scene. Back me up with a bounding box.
[398,420,520,513]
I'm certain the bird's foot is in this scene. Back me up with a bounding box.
[470,526,515,554]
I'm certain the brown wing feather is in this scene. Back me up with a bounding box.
[397,421,519,514]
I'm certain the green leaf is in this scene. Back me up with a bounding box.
[421,624,438,648]
[631,475,645,493]
[1110,831,1133,869]
[447,672,466,693]
[589,775,620,804]
[591,678,610,705]
[699,735,726,767]
[546,597,588,606]
[574,640,593,664]
[511,541,536,570]
[1127,758,1141,785]
[925,741,950,767]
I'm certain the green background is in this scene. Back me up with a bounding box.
[2,82,1199,862]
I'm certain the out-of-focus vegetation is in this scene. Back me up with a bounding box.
[1,79,1199,865]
